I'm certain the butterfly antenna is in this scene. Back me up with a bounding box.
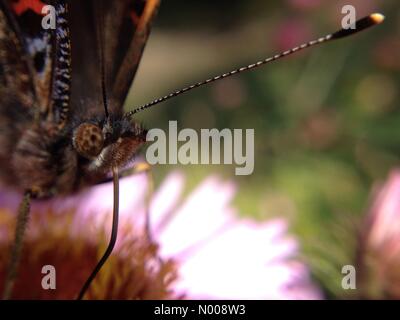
[126,13,384,117]
[96,0,109,118]
[77,166,120,300]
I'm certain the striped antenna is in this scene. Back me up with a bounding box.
[126,13,384,117]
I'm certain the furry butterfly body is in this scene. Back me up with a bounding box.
[0,0,159,198]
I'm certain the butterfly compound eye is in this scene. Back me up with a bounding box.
[73,123,104,159]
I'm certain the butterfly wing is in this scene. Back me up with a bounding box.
[0,0,36,110]
[68,0,160,117]
[1,0,159,125]
[0,1,46,186]
[0,0,72,128]
[106,0,160,106]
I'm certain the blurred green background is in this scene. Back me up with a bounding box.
[126,0,399,298]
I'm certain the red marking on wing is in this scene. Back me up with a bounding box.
[12,0,46,16]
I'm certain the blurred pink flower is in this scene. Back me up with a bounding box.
[0,171,321,300]
[366,169,400,250]
[150,172,321,299]
[273,19,313,52]
[358,169,400,298]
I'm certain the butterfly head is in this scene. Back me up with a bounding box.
[72,115,147,170]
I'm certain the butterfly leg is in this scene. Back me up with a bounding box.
[2,191,31,300]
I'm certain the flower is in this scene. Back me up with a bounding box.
[150,172,321,299]
[0,170,321,299]
[0,173,177,300]
[365,170,400,250]
[357,169,400,298]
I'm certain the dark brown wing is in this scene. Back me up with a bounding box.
[68,0,159,118]
[0,0,36,110]
[0,0,40,186]
[0,0,72,128]
[108,0,160,106]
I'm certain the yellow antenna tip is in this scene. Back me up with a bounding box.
[370,13,385,25]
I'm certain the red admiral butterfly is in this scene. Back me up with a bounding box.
[0,0,384,299]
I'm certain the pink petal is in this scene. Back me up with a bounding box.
[157,176,237,256]
[172,219,319,299]
[151,171,186,233]
[368,170,400,248]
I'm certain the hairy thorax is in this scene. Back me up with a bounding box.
[11,123,81,198]
[2,114,147,198]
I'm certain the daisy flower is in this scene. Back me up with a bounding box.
[0,170,321,299]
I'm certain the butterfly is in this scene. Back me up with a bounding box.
[0,0,160,197]
[0,0,159,299]
[0,0,384,300]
